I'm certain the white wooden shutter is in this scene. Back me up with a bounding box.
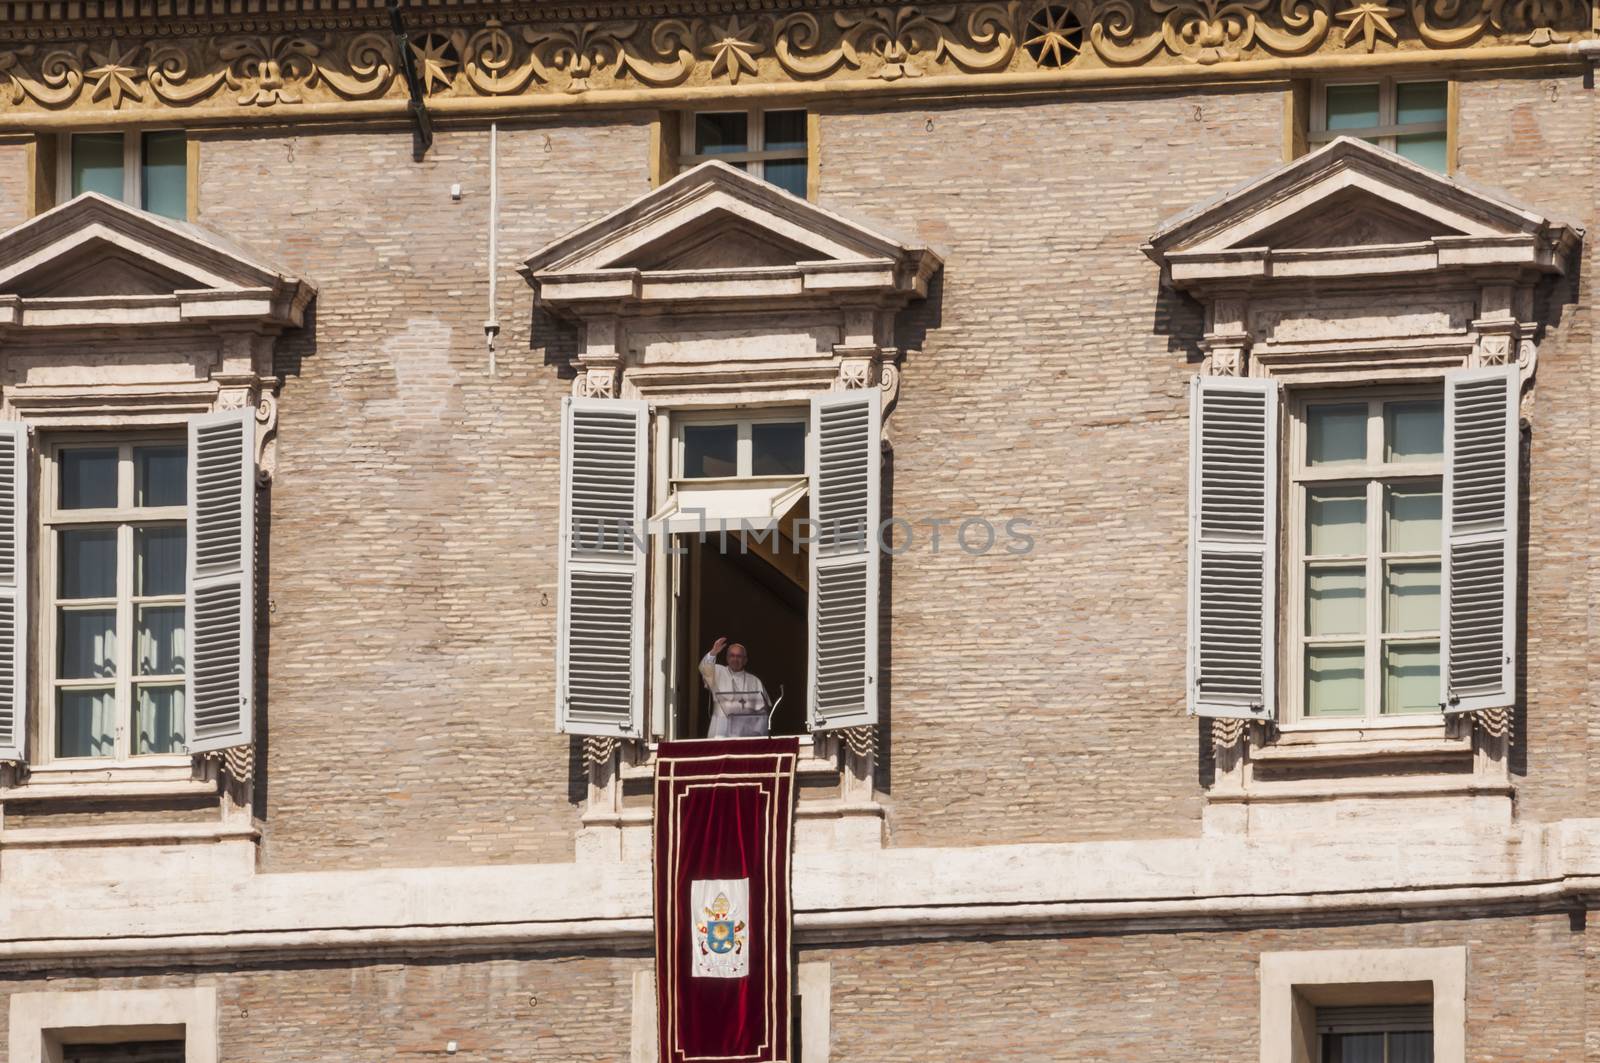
[807,389,880,731]
[1441,365,1519,713]
[186,408,256,753]
[0,424,28,761]
[556,397,648,737]
[1188,377,1278,720]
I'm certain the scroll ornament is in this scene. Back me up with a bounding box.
[0,0,1585,112]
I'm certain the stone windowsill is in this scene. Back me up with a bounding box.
[1,758,219,803]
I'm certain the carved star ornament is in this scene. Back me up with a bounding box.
[1336,1,1405,51]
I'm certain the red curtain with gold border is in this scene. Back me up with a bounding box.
[654,738,797,1063]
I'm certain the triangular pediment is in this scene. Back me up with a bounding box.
[523,161,938,294]
[0,192,313,327]
[1146,138,1577,277]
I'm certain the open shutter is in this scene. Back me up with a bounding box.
[0,425,27,761]
[1441,365,1518,713]
[556,397,648,737]
[1188,377,1278,720]
[186,408,256,753]
[807,389,880,732]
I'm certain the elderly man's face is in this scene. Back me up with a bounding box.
[726,644,748,672]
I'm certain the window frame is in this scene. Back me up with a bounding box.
[38,432,189,768]
[676,108,810,194]
[670,407,809,481]
[1285,387,1446,729]
[53,130,187,215]
[1306,76,1452,167]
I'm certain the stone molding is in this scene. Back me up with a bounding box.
[0,822,1598,968]
[8,986,220,1063]
[1259,947,1466,1063]
[0,1,1593,125]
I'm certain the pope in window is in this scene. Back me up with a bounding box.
[700,636,772,739]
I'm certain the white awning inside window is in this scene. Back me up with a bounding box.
[649,476,808,535]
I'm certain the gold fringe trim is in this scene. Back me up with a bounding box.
[583,736,621,767]
[1210,717,1250,752]
[835,725,876,760]
[1472,706,1514,740]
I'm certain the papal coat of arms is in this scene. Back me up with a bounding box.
[690,878,750,979]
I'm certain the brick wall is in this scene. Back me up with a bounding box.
[823,913,1588,1062]
[1455,71,1597,826]
[0,913,1582,1061]
[816,89,1285,848]
[195,117,655,869]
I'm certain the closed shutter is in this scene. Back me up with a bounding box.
[0,424,27,761]
[807,389,880,732]
[185,408,256,753]
[556,397,649,737]
[1188,377,1278,720]
[1442,365,1519,713]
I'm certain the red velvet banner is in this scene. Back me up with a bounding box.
[655,738,798,1063]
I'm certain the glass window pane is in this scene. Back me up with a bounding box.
[135,444,187,507]
[137,604,186,676]
[59,528,116,600]
[762,110,807,152]
[682,425,738,478]
[56,688,114,758]
[1396,80,1448,124]
[752,421,805,475]
[1307,486,1367,556]
[1385,400,1444,462]
[58,608,116,679]
[694,112,749,155]
[136,526,186,597]
[1385,483,1442,553]
[71,133,125,200]
[140,131,187,220]
[1325,84,1381,131]
[763,158,807,198]
[59,448,119,509]
[1307,566,1365,637]
[1306,404,1367,466]
[135,685,186,755]
[1326,1032,1387,1063]
[1388,1030,1436,1063]
[1397,132,1448,173]
[1386,561,1441,633]
[1384,640,1440,715]
[1306,645,1365,717]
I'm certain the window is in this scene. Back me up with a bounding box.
[63,1043,186,1063]
[677,413,807,479]
[43,437,188,762]
[1318,1006,1433,1063]
[679,109,809,197]
[1292,392,1443,722]
[667,410,810,738]
[1309,79,1449,172]
[58,131,187,219]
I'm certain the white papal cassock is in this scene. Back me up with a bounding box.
[700,653,771,739]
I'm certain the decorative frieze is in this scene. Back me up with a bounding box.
[0,0,1590,121]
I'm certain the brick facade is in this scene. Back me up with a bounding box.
[0,14,1595,1062]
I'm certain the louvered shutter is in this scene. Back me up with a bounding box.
[556,397,648,737]
[1188,377,1278,720]
[1441,366,1518,713]
[0,425,27,761]
[807,389,880,732]
[185,408,256,753]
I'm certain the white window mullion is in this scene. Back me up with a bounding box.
[122,133,140,208]
[749,108,765,182]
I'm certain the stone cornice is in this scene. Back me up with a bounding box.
[0,822,1599,969]
[0,0,1593,129]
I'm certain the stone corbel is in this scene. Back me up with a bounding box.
[1201,296,1250,377]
